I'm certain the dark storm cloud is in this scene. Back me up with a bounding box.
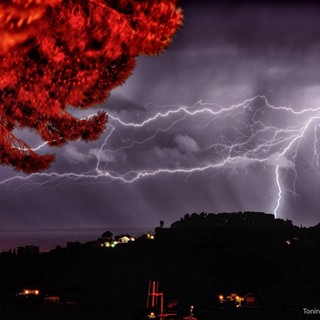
[2,1,320,229]
[105,94,147,113]
[116,2,320,111]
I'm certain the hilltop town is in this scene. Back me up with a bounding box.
[0,212,319,319]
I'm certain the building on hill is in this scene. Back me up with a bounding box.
[97,231,135,247]
[115,234,135,243]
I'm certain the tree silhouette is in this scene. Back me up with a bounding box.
[0,0,183,173]
[101,231,113,239]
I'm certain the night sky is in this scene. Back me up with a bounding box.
[2,0,320,229]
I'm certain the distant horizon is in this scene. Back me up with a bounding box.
[0,210,318,232]
[0,226,150,253]
[0,226,153,232]
[1,210,319,253]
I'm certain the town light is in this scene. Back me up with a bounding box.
[190,305,195,315]
[147,233,155,240]
[148,311,156,319]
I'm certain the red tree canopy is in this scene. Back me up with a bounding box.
[0,0,183,173]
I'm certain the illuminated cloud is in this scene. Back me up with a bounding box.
[63,146,91,164]
[88,148,118,164]
[267,153,294,169]
[174,134,200,154]
[153,146,184,163]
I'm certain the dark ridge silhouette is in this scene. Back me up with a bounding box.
[0,211,319,319]
[170,211,294,229]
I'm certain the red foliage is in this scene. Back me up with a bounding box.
[0,0,183,173]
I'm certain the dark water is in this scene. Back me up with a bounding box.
[0,227,150,252]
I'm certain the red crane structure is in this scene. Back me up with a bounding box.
[146,281,177,320]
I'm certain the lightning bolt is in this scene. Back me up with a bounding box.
[2,95,320,219]
[274,166,282,217]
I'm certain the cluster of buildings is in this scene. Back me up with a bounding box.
[146,281,259,320]
[218,292,258,308]
[14,230,156,254]
[98,231,155,248]
[16,288,61,305]
[98,232,136,248]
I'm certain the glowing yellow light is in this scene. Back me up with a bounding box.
[35,290,39,295]
[25,290,29,294]
[219,295,224,301]
[147,233,155,239]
